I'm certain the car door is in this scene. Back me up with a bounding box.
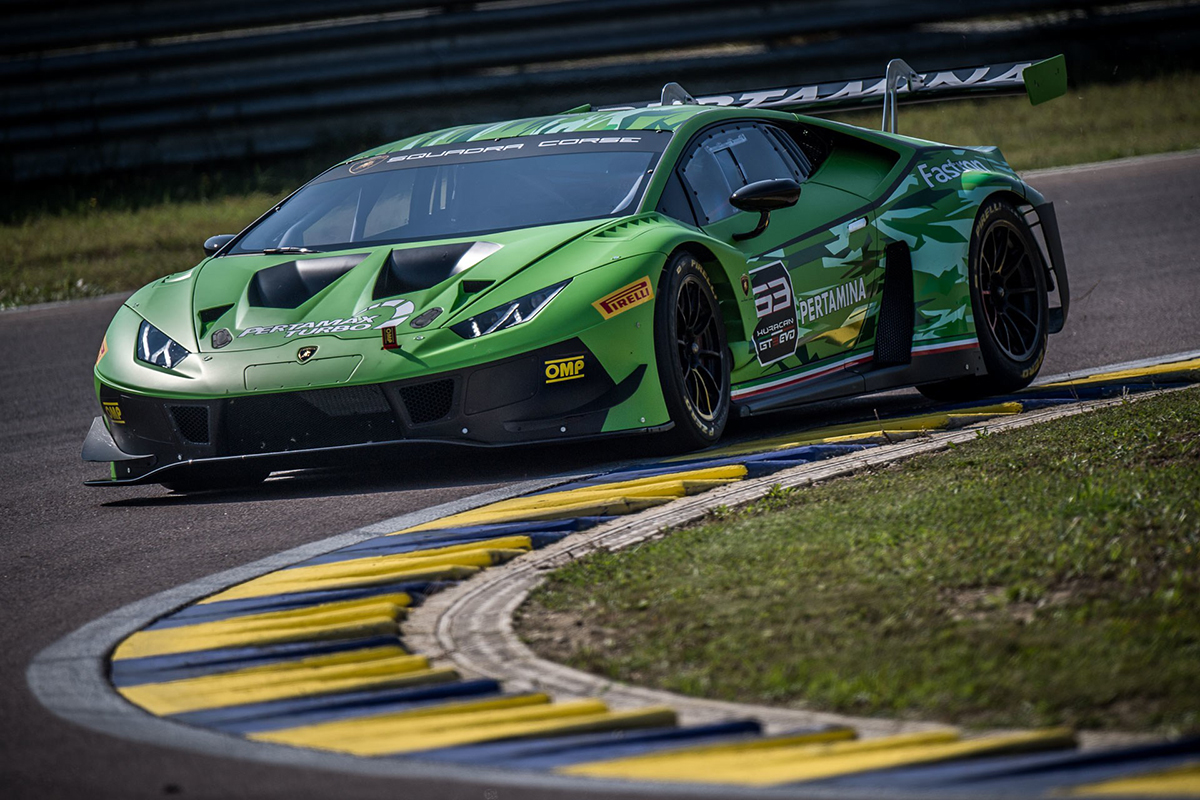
[676,122,878,397]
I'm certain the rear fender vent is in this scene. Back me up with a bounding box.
[874,241,915,367]
[247,254,368,309]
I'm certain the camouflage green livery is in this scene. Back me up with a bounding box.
[83,62,1068,487]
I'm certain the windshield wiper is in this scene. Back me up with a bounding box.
[260,246,323,255]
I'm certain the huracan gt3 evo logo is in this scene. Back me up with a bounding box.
[545,355,586,384]
[749,261,798,367]
[296,345,318,363]
[593,277,653,320]
[917,158,989,188]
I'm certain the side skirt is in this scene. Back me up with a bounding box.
[733,343,984,418]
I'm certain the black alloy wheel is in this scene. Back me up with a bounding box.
[918,198,1048,402]
[979,217,1043,362]
[675,275,724,423]
[654,252,730,450]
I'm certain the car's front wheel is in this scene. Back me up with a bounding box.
[654,251,730,451]
[919,198,1048,402]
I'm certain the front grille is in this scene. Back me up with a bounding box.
[169,405,210,444]
[398,379,454,424]
[298,384,391,417]
[221,385,400,455]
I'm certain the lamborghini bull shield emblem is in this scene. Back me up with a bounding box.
[296,345,319,363]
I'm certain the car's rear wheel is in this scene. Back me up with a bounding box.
[654,251,730,451]
[918,198,1048,403]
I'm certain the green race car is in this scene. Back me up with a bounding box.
[83,56,1070,489]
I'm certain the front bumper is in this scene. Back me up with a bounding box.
[84,338,653,486]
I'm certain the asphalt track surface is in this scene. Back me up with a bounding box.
[2,152,1198,799]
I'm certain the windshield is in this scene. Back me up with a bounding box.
[230,133,670,254]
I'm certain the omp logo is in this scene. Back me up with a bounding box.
[102,402,124,424]
[545,355,585,384]
[753,275,792,318]
[593,277,653,319]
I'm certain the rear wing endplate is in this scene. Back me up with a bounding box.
[600,55,1067,134]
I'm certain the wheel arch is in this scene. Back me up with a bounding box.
[662,242,749,349]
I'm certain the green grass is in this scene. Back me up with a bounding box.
[829,72,1200,170]
[2,73,1199,309]
[0,193,278,308]
[518,389,1200,733]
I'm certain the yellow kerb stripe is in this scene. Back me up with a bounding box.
[563,728,1074,785]
[1038,357,1200,389]
[250,692,554,747]
[1065,761,1200,797]
[120,651,445,715]
[113,594,410,660]
[199,537,532,603]
[393,465,747,534]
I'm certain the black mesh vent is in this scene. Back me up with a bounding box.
[298,385,391,417]
[170,405,210,444]
[398,379,454,425]
[221,385,399,455]
[874,241,915,367]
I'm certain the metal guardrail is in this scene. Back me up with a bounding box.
[3,0,1198,182]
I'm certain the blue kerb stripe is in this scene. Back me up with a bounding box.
[1023,381,1189,402]
[291,528,584,570]
[170,678,502,733]
[147,581,443,630]
[314,517,615,562]
[110,636,401,686]
[417,720,764,768]
[538,444,872,495]
[800,736,1200,793]
[223,689,529,735]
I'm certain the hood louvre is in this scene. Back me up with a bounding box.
[374,243,476,299]
[247,254,369,309]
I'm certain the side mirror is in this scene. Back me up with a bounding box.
[729,178,802,241]
[203,234,236,257]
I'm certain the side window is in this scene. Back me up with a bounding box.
[680,124,807,225]
[656,171,699,226]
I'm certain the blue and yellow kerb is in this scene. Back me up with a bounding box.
[109,358,1200,795]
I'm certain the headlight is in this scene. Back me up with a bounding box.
[450,280,569,339]
[136,321,190,369]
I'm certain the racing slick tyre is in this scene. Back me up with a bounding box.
[918,198,1048,403]
[654,251,731,452]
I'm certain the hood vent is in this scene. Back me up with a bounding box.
[248,254,368,309]
[590,216,658,240]
[197,304,233,337]
[373,241,501,300]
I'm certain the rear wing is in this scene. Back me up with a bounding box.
[599,55,1067,134]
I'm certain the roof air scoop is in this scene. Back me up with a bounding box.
[373,241,502,299]
[660,82,697,106]
[247,253,369,309]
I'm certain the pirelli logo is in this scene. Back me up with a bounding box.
[593,277,653,320]
[545,355,585,384]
